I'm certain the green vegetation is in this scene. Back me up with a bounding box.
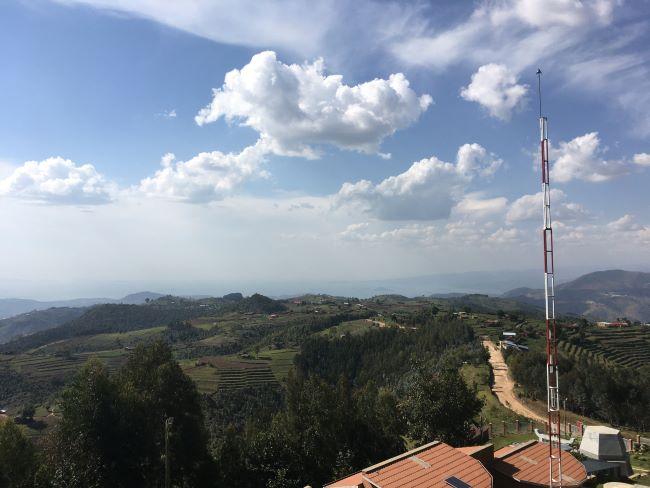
[507,349,650,431]
[559,325,650,369]
[0,290,647,487]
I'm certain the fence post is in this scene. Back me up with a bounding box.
[516,419,520,433]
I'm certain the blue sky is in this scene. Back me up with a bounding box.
[0,0,649,298]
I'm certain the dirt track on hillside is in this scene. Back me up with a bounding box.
[483,340,546,422]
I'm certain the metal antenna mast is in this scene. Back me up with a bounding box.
[537,68,562,488]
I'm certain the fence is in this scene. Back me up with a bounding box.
[482,420,647,452]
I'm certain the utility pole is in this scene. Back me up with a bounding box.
[165,417,174,488]
[538,68,563,488]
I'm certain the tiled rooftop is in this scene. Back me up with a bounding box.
[493,440,587,487]
[361,441,492,488]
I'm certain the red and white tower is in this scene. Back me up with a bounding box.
[537,68,562,488]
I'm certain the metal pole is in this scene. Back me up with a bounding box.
[538,68,562,488]
[165,417,173,488]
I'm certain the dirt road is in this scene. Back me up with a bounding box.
[483,340,545,422]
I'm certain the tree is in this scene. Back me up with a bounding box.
[39,343,215,488]
[0,419,37,488]
[39,359,123,488]
[401,369,483,446]
[116,341,215,487]
[234,372,404,488]
[21,404,35,421]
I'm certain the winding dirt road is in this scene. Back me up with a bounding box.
[483,340,545,422]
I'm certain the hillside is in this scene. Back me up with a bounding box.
[0,307,87,344]
[0,291,166,319]
[504,270,650,321]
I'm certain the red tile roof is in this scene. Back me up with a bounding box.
[325,472,364,488]
[361,441,492,488]
[493,441,586,487]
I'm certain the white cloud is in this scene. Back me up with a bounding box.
[157,109,177,119]
[195,51,432,158]
[454,194,508,217]
[507,189,588,222]
[487,227,521,244]
[504,0,616,28]
[339,222,438,245]
[460,64,528,120]
[633,153,650,167]
[391,0,620,71]
[551,132,629,183]
[335,143,501,220]
[391,0,650,134]
[0,157,114,205]
[606,214,642,233]
[138,141,268,203]
[52,0,428,67]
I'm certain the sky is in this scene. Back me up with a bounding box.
[0,0,649,299]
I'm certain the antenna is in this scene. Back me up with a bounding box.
[538,68,563,488]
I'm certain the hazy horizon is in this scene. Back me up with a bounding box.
[1,0,649,301]
[3,264,650,302]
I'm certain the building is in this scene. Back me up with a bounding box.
[325,441,493,488]
[325,440,589,488]
[579,426,633,478]
[492,440,587,487]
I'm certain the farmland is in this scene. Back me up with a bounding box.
[559,325,650,368]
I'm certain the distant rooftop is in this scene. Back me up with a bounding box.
[325,441,492,488]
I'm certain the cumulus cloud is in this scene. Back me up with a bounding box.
[487,227,521,244]
[339,222,437,245]
[507,189,587,222]
[391,1,650,134]
[0,157,114,205]
[195,51,432,158]
[606,214,642,233]
[633,153,650,167]
[460,64,528,120]
[551,132,629,183]
[454,194,508,217]
[335,143,501,220]
[138,142,268,203]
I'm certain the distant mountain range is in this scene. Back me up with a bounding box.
[0,292,166,319]
[504,270,650,321]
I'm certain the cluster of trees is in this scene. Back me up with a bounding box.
[507,350,650,431]
[0,318,486,487]
[1,342,215,487]
[295,319,487,388]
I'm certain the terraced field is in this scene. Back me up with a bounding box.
[8,348,129,380]
[183,355,286,394]
[9,354,85,379]
[559,325,650,368]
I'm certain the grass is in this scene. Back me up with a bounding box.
[182,353,286,394]
[461,364,529,426]
[317,319,377,339]
[560,326,650,369]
